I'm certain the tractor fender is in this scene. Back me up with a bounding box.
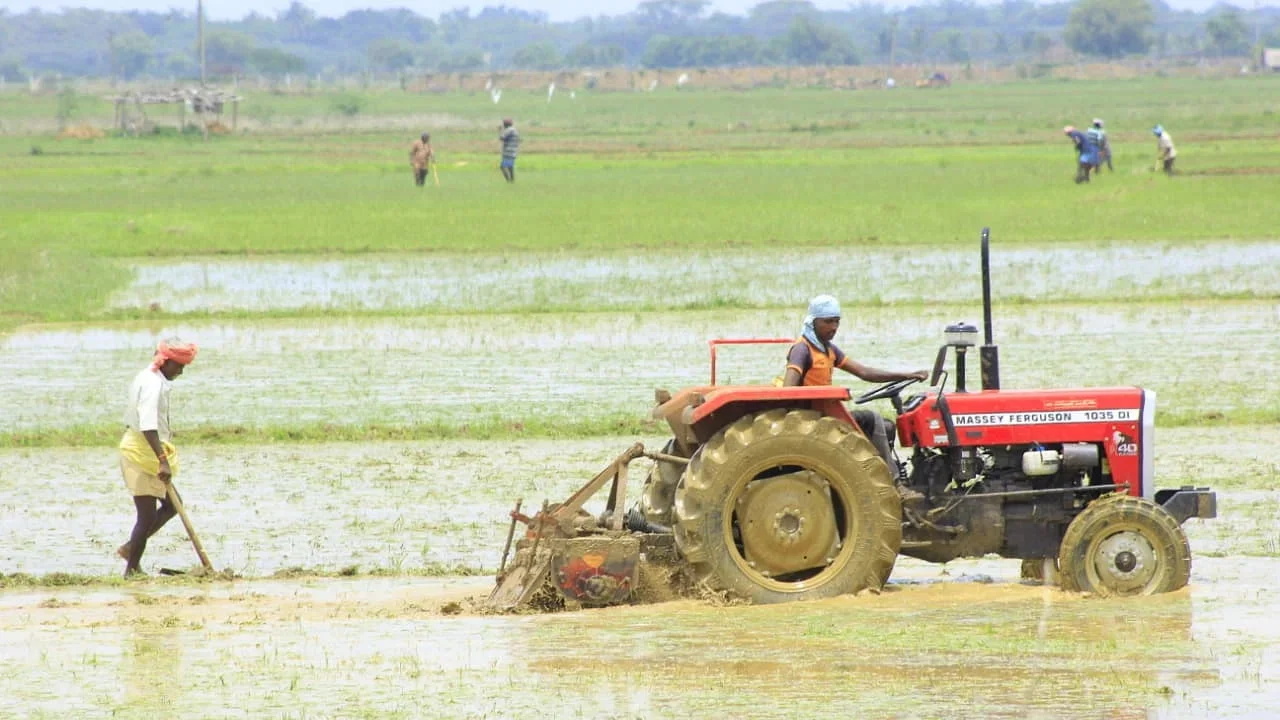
[680,386,856,444]
[1155,487,1217,524]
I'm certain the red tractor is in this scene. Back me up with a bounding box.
[488,230,1216,609]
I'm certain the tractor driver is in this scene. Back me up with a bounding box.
[782,295,928,474]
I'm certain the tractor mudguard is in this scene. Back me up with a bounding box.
[1155,487,1217,524]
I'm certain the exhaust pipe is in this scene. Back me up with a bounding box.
[979,227,1000,390]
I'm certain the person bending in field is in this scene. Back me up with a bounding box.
[1088,119,1112,172]
[1064,125,1099,184]
[116,337,198,577]
[498,118,520,183]
[409,132,434,188]
[782,295,927,481]
[1153,125,1177,177]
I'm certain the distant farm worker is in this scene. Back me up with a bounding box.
[782,295,928,478]
[499,118,520,183]
[1088,118,1112,172]
[409,132,434,188]
[116,337,198,577]
[1063,125,1099,184]
[1153,125,1177,176]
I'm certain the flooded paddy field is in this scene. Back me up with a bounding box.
[0,426,1276,719]
[2,237,1278,718]
[110,241,1280,314]
[1,570,1277,719]
[1,427,1273,578]
[1,299,1276,433]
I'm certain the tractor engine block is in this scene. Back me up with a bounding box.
[899,442,1104,563]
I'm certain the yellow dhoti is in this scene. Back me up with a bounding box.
[118,430,179,498]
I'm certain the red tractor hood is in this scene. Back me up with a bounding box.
[898,387,1147,448]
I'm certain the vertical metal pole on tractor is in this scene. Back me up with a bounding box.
[979,227,1001,390]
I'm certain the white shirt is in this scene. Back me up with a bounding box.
[1158,132,1177,159]
[123,366,172,441]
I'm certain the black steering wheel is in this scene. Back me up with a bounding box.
[854,377,922,405]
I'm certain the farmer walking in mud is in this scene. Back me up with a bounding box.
[781,295,927,480]
[1088,118,1112,172]
[498,118,520,183]
[116,337,198,577]
[1153,125,1177,176]
[409,132,434,188]
[1063,125,1099,184]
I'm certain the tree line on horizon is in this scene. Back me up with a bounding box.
[0,0,1276,82]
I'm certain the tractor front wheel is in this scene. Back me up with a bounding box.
[673,409,901,604]
[1058,494,1191,596]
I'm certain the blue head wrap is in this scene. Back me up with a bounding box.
[801,295,841,350]
[1152,125,1163,136]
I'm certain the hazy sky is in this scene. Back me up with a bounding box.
[0,0,1259,23]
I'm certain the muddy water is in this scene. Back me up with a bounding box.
[1,430,1277,718]
[1,300,1276,431]
[109,241,1280,313]
[0,560,1276,718]
[0,427,1272,579]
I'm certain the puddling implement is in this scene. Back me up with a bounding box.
[489,444,682,610]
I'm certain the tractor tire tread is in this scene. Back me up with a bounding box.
[673,409,901,604]
[1058,495,1191,596]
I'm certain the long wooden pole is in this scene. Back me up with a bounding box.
[166,483,213,570]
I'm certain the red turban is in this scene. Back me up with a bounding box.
[152,338,198,368]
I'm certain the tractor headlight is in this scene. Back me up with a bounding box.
[944,322,978,348]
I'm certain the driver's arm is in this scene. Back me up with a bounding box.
[782,343,807,387]
[838,357,928,383]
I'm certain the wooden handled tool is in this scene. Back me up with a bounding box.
[166,483,213,571]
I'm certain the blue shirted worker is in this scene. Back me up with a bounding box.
[1064,125,1099,184]
[1087,119,1112,172]
[499,118,520,183]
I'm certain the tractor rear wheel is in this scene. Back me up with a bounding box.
[1058,494,1191,596]
[673,409,901,604]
